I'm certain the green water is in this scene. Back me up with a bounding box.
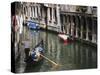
[16,27,97,73]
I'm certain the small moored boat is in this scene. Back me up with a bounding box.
[26,20,40,30]
[58,33,73,43]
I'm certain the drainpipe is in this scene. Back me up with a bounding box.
[85,16,89,41]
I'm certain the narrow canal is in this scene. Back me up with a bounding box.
[15,26,97,73]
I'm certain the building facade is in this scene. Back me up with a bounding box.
[20,2,97,44]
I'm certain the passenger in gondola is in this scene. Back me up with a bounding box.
[30,50,40,62]
[31,51,37,61]
[31,47,43,61]
[28,39,44,62]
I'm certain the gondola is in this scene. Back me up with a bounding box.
[25,40,44,64]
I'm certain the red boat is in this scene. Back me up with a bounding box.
[58,34,73,43]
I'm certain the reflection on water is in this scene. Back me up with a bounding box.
[16,27,97,73]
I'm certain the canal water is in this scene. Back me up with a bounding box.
[15,26,97,73]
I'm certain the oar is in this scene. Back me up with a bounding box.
[40,54,60,66]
